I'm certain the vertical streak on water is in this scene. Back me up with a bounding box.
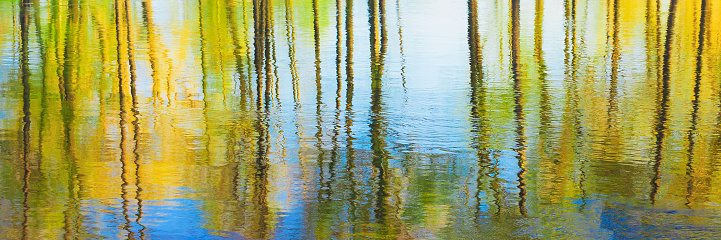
[11,0,16,62]
[31,4,50,234]
[19,1,32,239]
[642,0,659,203]
[396,0,406,99]
[282,0,306,192]
[311,0,328,202]
[369,0,390,230]
[254,0,264,108]
[125,0,138,112]
[118,0,142,236]
[509,0,527,217]
[329,0,344,203]
[606,0,620,157]
[541,0,562,206]
[562,0,584,209]
[91,3,111,179]
[198,0,213,165]
[467,0,498,218]
[126,0,145,236]
[116,0,134,236]
[51,0,62,94]
[243,0,253,107]
[650,0,678,205]
[344,0,358,233]
[284,0,300,107]
[645,0,660,84]
[271,18,281,109]
[128,0,140,235]
[227,0,246,205]
[265,2,279,110]
[379,0,387,55]
[685,0,707,207]
[89,3,110,78]
[537,0,558,205]
[144,0,164,104]
[62,0,81,237]
[536,0,552,171]
[34,0,47,198]
[229,0,249,110]
[251,0,271,237]
[392,0,405,218]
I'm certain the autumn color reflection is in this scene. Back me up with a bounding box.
[1,0,721,238]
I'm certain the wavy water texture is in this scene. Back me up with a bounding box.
[0,0,721,238]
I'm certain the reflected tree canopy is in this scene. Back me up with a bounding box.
[0,0,721,238]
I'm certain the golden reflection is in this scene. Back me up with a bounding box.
[650,0,677,204]
[2,0,721,238]
[685,0,708,207]
[143,0,169,104]
[62,0,82,238]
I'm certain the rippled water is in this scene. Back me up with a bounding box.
[1,0,721,238]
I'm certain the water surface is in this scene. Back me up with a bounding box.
[1,0,721,238]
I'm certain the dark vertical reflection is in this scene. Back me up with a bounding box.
[368,0,390,230]
[328,0,344,203]
[282,0,305,204]
[270,21,281,105]
[600,0,629,202]
[129,1,145,236]
[126,0,141,235]
[19,1,32,239]
[4,0,721,237]
[649,0,677,204]
[396,0,406,97]
[685,0,707,207]
[467,0,501,217]
[284,0,300,106]
[251,0,272,237]
[198,0,212,166]
[115,0,131,235]
[606,0,620,148]
[62,0,81,237]
[243,0,254,106]
[509,0,527,217]
[344,0,358,233]
[117,0,142,237]
[311,0,329,202]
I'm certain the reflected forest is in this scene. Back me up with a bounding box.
[1,0,721,238]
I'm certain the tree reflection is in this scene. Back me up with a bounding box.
[1,0,721,238]
[650,0,677,204]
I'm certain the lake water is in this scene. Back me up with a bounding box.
[1,0,721,239]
